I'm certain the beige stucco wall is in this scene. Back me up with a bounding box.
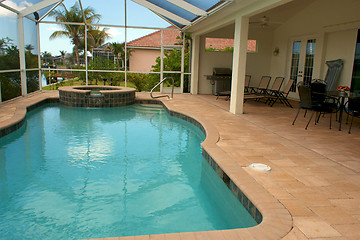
[129,49,160,72]
[193,0,360,98]
[322,29,358,87]
[197,28,275,94]
[270,0,360,98]
[198,36,234,94]
[247,29,274,88]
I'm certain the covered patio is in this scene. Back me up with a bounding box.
[188,0,360,115]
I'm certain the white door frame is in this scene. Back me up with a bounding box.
[286,34,323,99]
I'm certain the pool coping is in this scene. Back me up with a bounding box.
[0,92,293,240]
[136,96,292,239]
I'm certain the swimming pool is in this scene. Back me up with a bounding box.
[0,104,257,239]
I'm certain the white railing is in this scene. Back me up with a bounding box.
[150,77,174,99]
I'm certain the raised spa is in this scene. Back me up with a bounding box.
[59,85,136,107]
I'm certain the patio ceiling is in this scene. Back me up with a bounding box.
[0,0,233,29]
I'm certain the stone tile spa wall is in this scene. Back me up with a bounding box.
[59,86,136,107]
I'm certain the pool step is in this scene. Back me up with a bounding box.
[133,104,164,113]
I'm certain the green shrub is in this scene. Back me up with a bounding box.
[127,73,160,92]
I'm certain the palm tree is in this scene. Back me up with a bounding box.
[41,51,52,58]
[25,44,34,54]
[0,37,13,56]
[107,42,132,69]
[49,2,101,65]
[175,33,191,53]
[78,26,109,57]
[59,50,66,63]
[88,26,109,49]
[0,37,12,50]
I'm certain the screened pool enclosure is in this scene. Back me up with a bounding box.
[0,0,232,102]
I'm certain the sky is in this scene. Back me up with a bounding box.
[0,0,172,55]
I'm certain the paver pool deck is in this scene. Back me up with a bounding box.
[1,91,360,240]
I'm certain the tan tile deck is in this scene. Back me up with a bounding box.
[1,91,360,240]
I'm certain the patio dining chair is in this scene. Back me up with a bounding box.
[345,97,360,134]
[292,83,337,130]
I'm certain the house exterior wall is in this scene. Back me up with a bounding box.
[129,49,160,72]
[246,29,273,88]
[192,0,360,99]
[270,0,360,96]
[198,36,234,94]
[197,29,274,94]
[322,29,358,87]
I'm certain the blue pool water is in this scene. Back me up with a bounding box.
[0,104,257,239]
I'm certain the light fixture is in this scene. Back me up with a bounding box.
[273,47,279,56]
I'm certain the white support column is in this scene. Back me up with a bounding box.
[18,15,27,96]
[37,22,42,90]
[190,34,200,94]
[160,29,164,92]
[180,31,185,93]
[229,15,249,114]
[85,25,88,85]
[124,0,128,87]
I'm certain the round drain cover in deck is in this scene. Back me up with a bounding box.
[248,163,272,173]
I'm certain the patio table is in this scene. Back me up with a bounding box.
[324,91,360,131]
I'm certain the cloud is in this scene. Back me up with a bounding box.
[46,25,62,32]
[0,0,33,17]
[107,28,122,37]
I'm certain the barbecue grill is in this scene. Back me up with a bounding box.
[205,68,232,95]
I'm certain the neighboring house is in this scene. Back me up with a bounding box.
[127,27,180,72]
[42,55,62,67]
[127,28,256,72]
[92,43,116,62]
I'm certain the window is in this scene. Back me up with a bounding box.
[289,41,301,92]
[303,39,316,85]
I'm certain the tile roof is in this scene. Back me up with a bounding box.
[205,38,234,50]
[127,27,181,48]
[205,38,257,52]
[127,30,256,51]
